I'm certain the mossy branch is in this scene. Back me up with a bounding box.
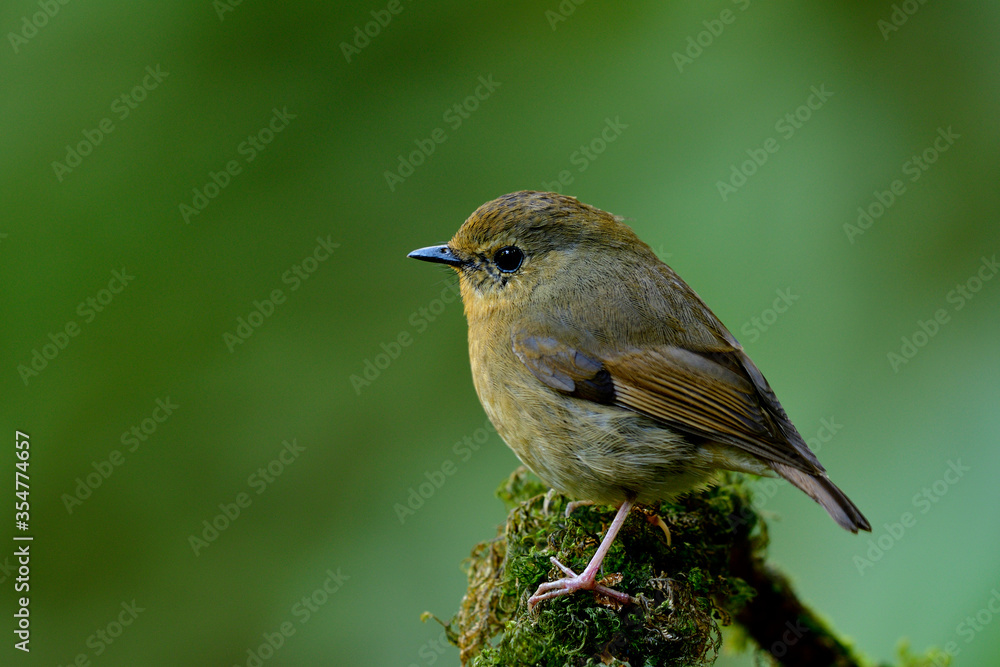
[432,467,950,667]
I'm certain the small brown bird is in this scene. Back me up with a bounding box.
[408,191,870,608]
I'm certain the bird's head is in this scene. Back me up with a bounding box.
[408,191,651,319]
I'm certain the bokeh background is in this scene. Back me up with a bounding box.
[2,1,998,665]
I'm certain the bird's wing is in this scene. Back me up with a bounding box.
[605,344,816,471]
[510,334,617,405]
[512,327,823,474]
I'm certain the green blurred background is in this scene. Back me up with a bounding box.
[2,1,998,664]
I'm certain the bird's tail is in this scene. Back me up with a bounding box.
[771,462,871,533]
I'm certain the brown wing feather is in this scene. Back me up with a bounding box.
[512,331,821,474]
[605,346,817,472]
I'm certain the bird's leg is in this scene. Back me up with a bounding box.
[528,499,636,609]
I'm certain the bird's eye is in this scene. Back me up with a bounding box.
[493,246,524,273]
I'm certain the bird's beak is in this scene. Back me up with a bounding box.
[407,244,464,267]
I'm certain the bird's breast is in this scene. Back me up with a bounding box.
[467,324,714,505]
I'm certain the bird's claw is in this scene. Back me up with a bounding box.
[528,557,634,610]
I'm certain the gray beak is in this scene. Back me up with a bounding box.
[407,244,464,267]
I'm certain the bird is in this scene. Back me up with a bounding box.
[408,191,870,608]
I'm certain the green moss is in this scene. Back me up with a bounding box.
[884,641,952,667]
[447,468,761,666]
[438,467,944,666]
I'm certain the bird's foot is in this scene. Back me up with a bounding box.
[528,557,634,610]
[643,510,672,546]
[542,488,558,515]
[564,499,595,518]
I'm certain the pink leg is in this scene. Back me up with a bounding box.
[528,500,636,609]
